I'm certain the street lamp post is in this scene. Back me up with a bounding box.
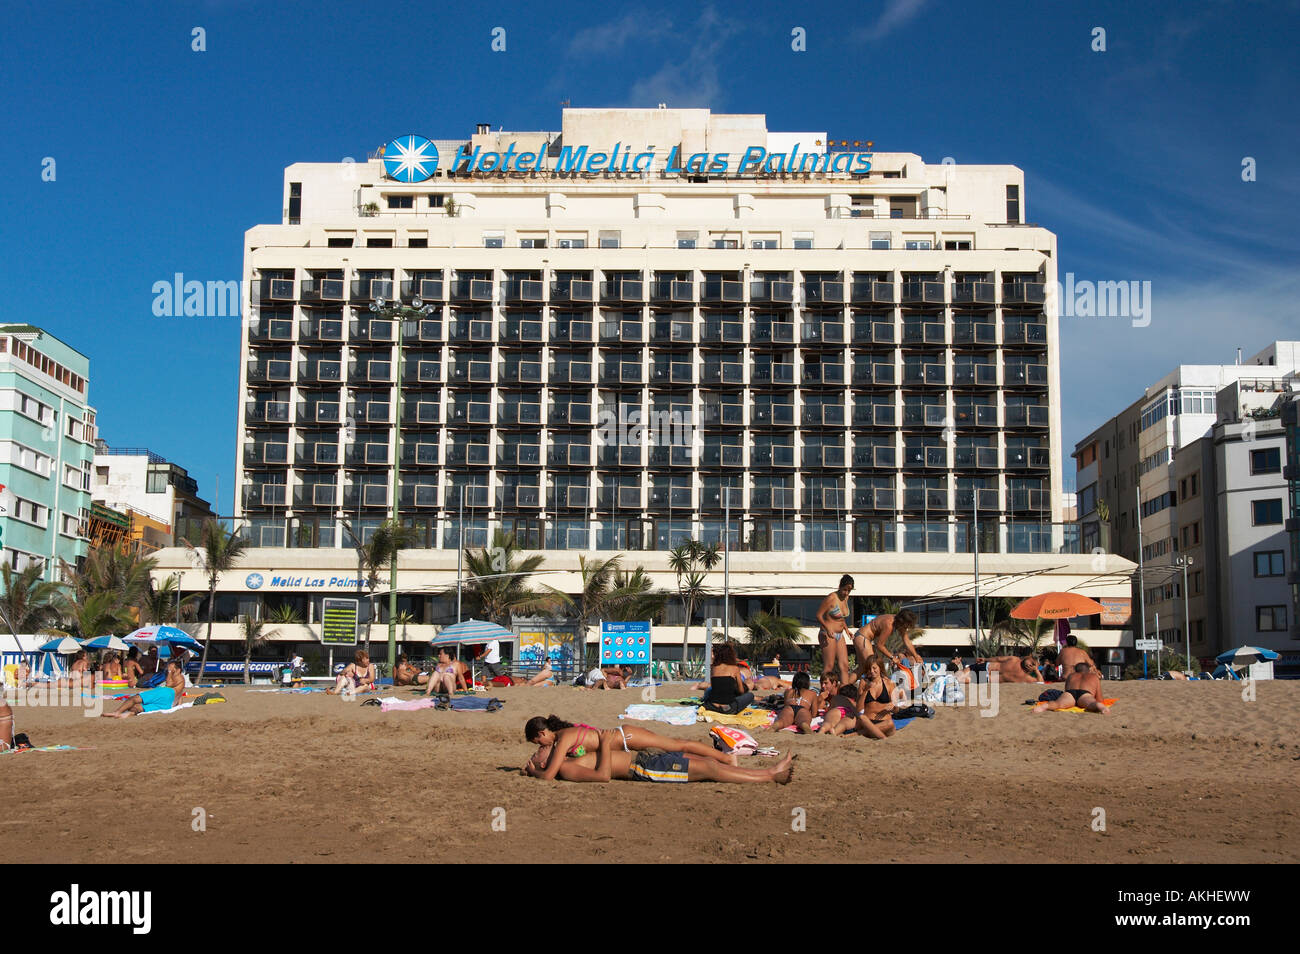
[370,296,434,670]
[1176,555,1193,673]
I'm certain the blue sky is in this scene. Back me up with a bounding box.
[3,0,1297,508]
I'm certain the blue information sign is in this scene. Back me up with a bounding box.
[600,621,652,665]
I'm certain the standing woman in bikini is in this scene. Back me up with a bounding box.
[522,715,742,778]
[816,575,854,685]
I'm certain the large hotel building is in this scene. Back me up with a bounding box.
[156,108,1135,656]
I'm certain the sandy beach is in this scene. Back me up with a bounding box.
[3,679,1297,864]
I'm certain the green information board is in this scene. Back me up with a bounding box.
[321,598,359,646]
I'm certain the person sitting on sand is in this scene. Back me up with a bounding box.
[328,650,377,695]
[102,660,185,718]
[969,654,1043,684]
[526,727,796,785]
[422,649,461,697]
[0,698,14,751]
[1057,635,1097,677]
[139,646,160,678]
[60,650,90,690]
[817,678,863,736]
[770,671,819,733]
[523,715,744,778]
[101,652,123,681]
[853,610,921,676]
[703,644,756,714]
[1033,663,1109,714]
[850,657,903,740]
[394,654,431,688]
[122,648,144,688]
[524,660,555,686]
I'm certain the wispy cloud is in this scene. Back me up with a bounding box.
[625,7,741,108]
[854,0,929,42]
[568,11,675,56]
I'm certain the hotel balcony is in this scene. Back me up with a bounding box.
[299,317,346,344]
[900,281,946,306]
[550,279,596,303]
[502,279,545,305]
[296,401,341,425]
[1001,282,1047,306]
[550,320,595,345]
[601,279,644,303]
[952,281,997,305]
[402,400,442,427]
[401,441,442,467]
[803,280,846,307]
[651,279,695,303]
[450,278,495,303]
[853,488,897,511]
[750,321,796,347]
[399,278,445,303]
[300,277,347,304]
[700,318,744,346]
[852,320,895,345]
[751,403,795,427]
[249,318,295,344]
[851,404,895,427]
[749,279,795,304]
[700,279,745,306]
[801,321,847,346]
[246,401,291,426]
[850,280,895,305]
[349,278,394,303]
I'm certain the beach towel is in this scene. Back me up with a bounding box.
[619,704,699,726]
[1052,698,1116,712]
[138,702,194,716]
[696,706,774,729]
[378,696,438,712]
[0,744,93,755]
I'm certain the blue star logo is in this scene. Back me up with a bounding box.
[246,573,264,590]
[382,135,439,182]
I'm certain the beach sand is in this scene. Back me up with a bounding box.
[3,679,1297,863]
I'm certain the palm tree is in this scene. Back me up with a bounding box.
[140,575,201,626]
[239,614,279,684]
[57,589,134,639]
[666,540,720,660]
[183,519,249,676]
[0,562,64,634]
[742,610,803,663]
[546,554,623,647]
[461,530,553,625]
[266,603,304,624]
[344,519,417,654]
[604,567,669,623]
[62,544,157,620]
[989,616,1054,655]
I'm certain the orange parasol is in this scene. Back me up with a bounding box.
[1010,592,1107,620]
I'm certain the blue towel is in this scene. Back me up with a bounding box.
[447,696,503,711]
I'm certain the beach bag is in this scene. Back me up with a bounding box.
[709,725,758,756]
[893,703,935,720]
[139,671,166,689]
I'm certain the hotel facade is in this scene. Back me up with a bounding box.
[152,108,1134,654]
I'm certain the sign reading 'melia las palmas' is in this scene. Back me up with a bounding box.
[381,134,872,183]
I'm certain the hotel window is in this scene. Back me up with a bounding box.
[366,237,393,248]
[869,231,891,249]
[428,193,445,208]
[793,232,814,249]
[677,231,698,249]
[483,232,504,249]
[904,239,932,250]
[520,237,547,248]
[1006,184,1020,224]
[598,230,621,249]
[288,182,301,225]
[61,513,80,537]
[944,239,972,250]
[750,238,777,249]
[386,195,414,209]
[1251,498,1283,525]
[1250,447,1281,474]
[850,195,874,217]
[408,237,428,248]
[1254,550,1284,577]
[328,237,354,248]
[557,235,587,249]
[709,234,739,249]
[1256,605,1287,632]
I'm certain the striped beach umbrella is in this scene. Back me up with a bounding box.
[37,636,83,654]
[1215,646,1280,666]
[81,635,129,651]
[430,618,513,645]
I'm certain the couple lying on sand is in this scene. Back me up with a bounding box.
[521,715,795,784]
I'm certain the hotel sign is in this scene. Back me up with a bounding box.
[382,135,871,182]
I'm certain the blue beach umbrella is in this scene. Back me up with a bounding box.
[1215,646,1280,666]
[126,625,202,651]
[81,635,129,651]
[430,619,515,684]
[37,636,83,654]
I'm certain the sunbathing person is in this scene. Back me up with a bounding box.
[0,698,13,751]
[1057,635,1097,676]
[769,671,819,733]
[523,715,743,778]
[327,650,377,695]
[524,661,555,686]
[969,654,1043,684]
[528,728,796,784]
[1034,663,1109,714]
[850,658,903,739]
[102,661,185,718]
[122,648,144,688]
[393,654,431,688]
[816,678,862,736]
[422,649,461,697]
